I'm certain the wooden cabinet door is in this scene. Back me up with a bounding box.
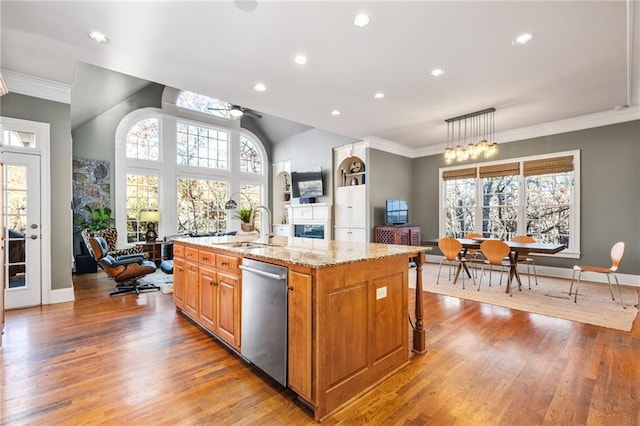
[198,266,218,332]
[409,226,421,246]
[184,261,199,319]
[173,257,185,309]
[217,272,240,349]
[398,227,411,245]
[288,270,312,401]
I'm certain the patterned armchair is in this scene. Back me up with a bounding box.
[81,227,145,259]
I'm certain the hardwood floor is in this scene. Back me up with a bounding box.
[1,269,639,425]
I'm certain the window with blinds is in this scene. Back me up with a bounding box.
[439,151,579,254]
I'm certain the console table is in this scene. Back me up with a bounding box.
[374,225,422,246]
[136,241,173,266]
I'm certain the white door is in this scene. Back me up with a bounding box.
[3,151,42,308]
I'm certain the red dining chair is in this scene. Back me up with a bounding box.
[437,237,475,289]
[569,242,626,308]
[511,235,539,287]
[478,239,520,296]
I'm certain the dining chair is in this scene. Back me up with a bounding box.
[511,235,539,287]
[464,233,484,272]
[569,242,626,308]
[437,237,475,289]
[478,239,520,296]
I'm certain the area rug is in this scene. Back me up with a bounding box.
[139,270,174,294]
[410,264,638,332]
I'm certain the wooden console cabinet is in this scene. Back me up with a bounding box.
[374,225,422,246]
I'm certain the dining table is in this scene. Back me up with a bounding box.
[422,238,566,294]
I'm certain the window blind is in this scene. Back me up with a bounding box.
[442,167,477,180]
[523,155,574,176]
[479,162,520,178]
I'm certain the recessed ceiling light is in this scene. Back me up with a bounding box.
[88,31,109,43]
[254,83,266,92]
[430,68,445,77]
[354,14,370,28]
[374,92,385,99]
[294,55,308,65]
[331,110,341,116]
[512,33,533,45]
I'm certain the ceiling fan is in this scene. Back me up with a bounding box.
[208,104,263,119]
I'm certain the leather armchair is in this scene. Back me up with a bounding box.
[89,236,159,297]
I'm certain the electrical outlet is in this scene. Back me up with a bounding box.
[376,286,387,300]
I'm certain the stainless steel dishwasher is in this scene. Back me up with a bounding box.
[239,258,288,386]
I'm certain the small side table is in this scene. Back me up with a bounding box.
[136,241,172,267]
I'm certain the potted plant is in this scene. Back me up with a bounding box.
[79,206,114,231]
[235,208,255,232]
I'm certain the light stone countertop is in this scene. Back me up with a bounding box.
[173,235,430,268]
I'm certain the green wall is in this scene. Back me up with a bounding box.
[369,149,413,239]
[412,120,640,274]
[72,83,164,195]
[0,93,73,290]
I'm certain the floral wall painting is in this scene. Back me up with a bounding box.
[72,158,111,233]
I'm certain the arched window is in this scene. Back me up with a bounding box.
[240,135,262,174]
[115,90,268,245]
[176,90,231,119]
[126,118,159,161]
[176,122,229,169]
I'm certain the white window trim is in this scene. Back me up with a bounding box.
[115,92,268,246]
[439,149,581,259]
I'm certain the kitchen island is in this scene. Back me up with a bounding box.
[172,235,428,421]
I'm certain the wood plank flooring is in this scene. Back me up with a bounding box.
[1,268,639,425]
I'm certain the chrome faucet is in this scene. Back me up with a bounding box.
[250,205,273,238]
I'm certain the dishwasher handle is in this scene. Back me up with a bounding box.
[239,264,287,281]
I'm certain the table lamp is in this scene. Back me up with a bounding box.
[140,210,161,242]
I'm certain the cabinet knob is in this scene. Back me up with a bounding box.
[288,286,294,291]
[221,261,229,266]
[211,280,217,286]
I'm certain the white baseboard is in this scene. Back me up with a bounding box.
[48,286,76,304]
[425,254,640,288]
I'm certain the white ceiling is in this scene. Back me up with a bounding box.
[1,1,638,148]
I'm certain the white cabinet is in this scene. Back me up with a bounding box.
[334,185,366,228]
[333,142,369,243]
[273,160,291,237]
[334,227,367,242]
[273,224,291,237]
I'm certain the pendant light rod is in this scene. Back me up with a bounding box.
[445,107,496,123]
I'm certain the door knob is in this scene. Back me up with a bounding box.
[30,234,38,240]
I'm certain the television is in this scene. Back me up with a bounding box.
[291,169,324,200]
[386,200,409,225]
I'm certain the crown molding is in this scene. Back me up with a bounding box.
[362,135,416,158]
[1,69,71,104]
[404,106,640,159]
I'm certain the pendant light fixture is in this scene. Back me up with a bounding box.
[444,107,497,164]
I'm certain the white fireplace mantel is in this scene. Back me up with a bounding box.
[286,203,332,240]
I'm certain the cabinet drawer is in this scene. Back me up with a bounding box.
[184,247,199,261]
[173,244,185,258]
[273,224,291,237]
[216,254,240,274]
[198,250,216,267]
